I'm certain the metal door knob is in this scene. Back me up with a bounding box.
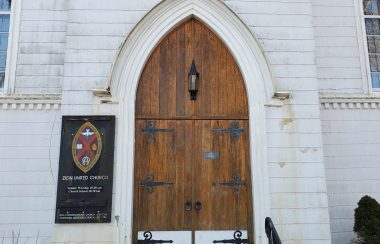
[194,200,202,210]
[185,201,192,211]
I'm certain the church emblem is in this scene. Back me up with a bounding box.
[72,122,103,173]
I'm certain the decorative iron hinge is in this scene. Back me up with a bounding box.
[212,173,246,194]
[211,122,244,140]
[141,121,175,140]
[137,231,173,244]
[213,230,248,244]
[139,175,174,193]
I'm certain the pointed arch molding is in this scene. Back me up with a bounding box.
[112,0,272,243]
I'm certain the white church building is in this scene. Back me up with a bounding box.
[0,0,380,243]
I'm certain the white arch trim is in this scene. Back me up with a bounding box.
[112,0,273,243]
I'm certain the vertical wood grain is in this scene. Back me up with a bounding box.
[135,18,248,119]
[133,18,252,242]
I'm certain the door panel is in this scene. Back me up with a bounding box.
[134,120,193,231]
[133,17,252,244]
[193,120,252,231]
[134,120,252,242]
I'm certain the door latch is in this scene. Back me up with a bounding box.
[194,200,202,211]
[185,201,192,211]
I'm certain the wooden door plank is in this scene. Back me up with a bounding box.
[209,33,218,117]
[210,120,221,229]
[141,61,151,116]
[218,42,227,117]
[184,20,193,116]
[150,50,160,116]
[193,20,203,116]
[176,25,186,116]
[200,26,211,116]
[184,120,194,230]
[194,120,214,229]
[236,65,249,116]
[193,120,202,230]
[167,32,177,117]
[134,120,151,230]
[159,40,169,117]
[157,120,168,228]
[226,54,236,116]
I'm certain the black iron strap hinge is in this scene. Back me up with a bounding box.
[212,173,246,194]
[139,175,174,193]
[141,121,175,140]
[211,122,244,140]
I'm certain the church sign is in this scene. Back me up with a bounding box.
[55,116,115,223]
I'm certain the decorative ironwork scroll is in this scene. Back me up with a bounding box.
[213,230,248,244]
[211,122,244,140]
[139,175,174,193]
[137,231,173,244]
[141,121,175,140]
[212,173,246,194]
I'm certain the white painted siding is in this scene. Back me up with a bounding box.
[0,110,61,243]
[16,0,68,94]
[321,109,380,244]
[311,0,364,93]
[1,0,356,243]
[61,0,159,104]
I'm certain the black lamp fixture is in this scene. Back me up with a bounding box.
[188,59,199,100]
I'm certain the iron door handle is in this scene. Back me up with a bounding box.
[185,201,192,211]
[194,200,202,211]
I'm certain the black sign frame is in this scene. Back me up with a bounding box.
[55,116,115,224]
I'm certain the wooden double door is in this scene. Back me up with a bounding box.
[133,18,253,243]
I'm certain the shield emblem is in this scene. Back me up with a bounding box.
[72,122,103,173]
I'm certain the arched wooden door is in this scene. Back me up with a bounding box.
[133,18,253,244]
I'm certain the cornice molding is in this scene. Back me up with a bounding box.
[320,94,380,109]
[0,94,61,110]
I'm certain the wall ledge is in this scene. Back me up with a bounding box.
[0,94,61,110]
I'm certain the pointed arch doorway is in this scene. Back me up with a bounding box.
[133,18,253,243]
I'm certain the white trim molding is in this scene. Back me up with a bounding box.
[354,0,380,93]
[354,0,371,94]
[2,0,22,94]
[110,1,274,243]
[320,94,380,109]
[0,94,61,110]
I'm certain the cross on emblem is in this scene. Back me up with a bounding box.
[72,122,102,173]
[76,131,98,163]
